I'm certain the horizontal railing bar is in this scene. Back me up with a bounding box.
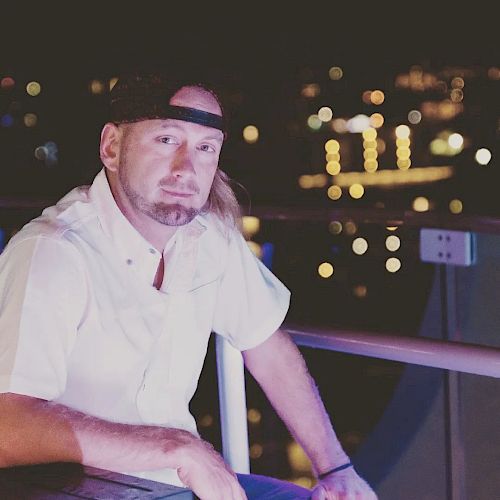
[248,206,500,236]
[285,324,500,378]
[3,202,500,236]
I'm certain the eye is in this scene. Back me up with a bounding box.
[199,143,217,153]
[158,136,179,145]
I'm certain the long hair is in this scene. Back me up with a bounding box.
[206,169,242,233]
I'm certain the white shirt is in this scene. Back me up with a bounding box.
[0,168,290,486]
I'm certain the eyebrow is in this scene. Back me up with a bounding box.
[158,120,224,143]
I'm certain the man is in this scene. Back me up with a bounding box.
[0,72,376,499]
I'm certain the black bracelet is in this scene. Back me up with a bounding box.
[318,462,353,480]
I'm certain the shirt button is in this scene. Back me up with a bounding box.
[126,259,133,265]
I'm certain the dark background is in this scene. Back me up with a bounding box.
[1,2,498,485]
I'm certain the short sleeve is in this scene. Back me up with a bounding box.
[0,236,86,400]
[212,231,290,350]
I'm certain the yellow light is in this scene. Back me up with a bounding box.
[364,159,378,172]
[386,257,402,273]
[363,149,378,160]
[328,66,343,80]
[369,113,384,128]
[363,140,377,149]
[301,84,320,98]
[23,113,37,127]
[362,128,377,141]
[430,138,448,156]
[397,158,411,170]
[344,221,357,235]
[385,235,401,251]
[370,90,385,105]
[349,184,364,199]
[250,444,263,459]
[352,237,368,255]
[313,174,328,188]
[386,226,398,231]
[326,152,340,162]
[395,124,410,139]
[109,77,118,91]
[326,161,341,175]
[318,106,333,122]
[199,414,213,427]
[292,477,314,489]
[243,125,259,144]
[327,185,342,200]
[287,441,312,473]
[298,175,314,189]
[324,139,340,153]
[396,148,411,160]
[26,81,41,96]
[451,77,464,89]
[450,89,463,103]
[413,196,430,212]
[242,216,260,238]
[475,148,492,165]
[307,114,322,131]
[396,138,411,148]
[328,221,342,234]
[353,284,368,298]
[408,110,422,124]
[247,241,262,258]
[318,262,334,278]
[247,408,262,424]
[449,199,463,214]
[89,79,105,95]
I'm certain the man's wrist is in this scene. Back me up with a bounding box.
[317,462,353,480]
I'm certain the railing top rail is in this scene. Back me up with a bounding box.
[3,201,500,235]
[285,324,500,378]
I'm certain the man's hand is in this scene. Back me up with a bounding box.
[311,466,378,500]
[176,436,247,500]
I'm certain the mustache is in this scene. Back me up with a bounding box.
[158,177,200,194]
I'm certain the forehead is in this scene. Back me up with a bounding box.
[169,86,222,117]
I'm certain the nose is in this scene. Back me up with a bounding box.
[171,145,195,177]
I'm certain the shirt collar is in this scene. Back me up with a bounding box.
[89,168,206,288]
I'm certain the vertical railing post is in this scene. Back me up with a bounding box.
[441,264,466,500]
[215,334,250,474]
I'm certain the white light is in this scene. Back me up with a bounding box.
[386,257,402,273]
[347,114,370,133]
[318,107,333,122]
[352,237,368,255]
[385,235,401,251]
[475,148,492,165]
[448,133,464,149]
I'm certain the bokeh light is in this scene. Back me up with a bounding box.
[318,262,334,278]
[352,237,368,255]
[386,257,402,273]
[243,125,259,144]
[26,81,41,96]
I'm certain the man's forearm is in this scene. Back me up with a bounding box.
[243,330,349,476]
[0,393,192,472]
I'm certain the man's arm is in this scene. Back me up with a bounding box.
[0,393,246,500]
[242,329,377,499]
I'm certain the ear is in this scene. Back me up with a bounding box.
[100,123,122,172]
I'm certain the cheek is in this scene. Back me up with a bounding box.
[198,164,218,193]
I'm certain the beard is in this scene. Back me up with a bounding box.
[119,168,202,227]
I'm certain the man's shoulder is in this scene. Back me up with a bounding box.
[5,185,97,251]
